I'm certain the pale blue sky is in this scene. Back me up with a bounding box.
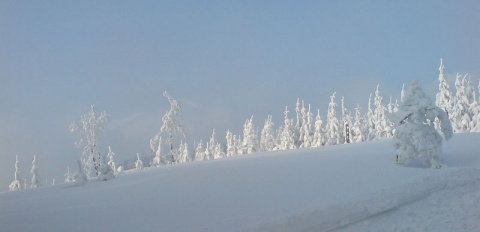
[1,1,479,189]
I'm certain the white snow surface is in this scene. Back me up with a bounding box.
[1,133,480,232]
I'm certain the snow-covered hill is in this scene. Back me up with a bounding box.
[1,133,480,232]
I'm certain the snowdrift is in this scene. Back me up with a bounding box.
[1,133,480,232]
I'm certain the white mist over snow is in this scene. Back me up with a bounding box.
[1,133,479,232]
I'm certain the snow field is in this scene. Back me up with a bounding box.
[1,133,479,232]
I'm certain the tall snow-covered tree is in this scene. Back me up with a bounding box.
[435,59,453,114]
[70,105,109,178]
[312,109,326,147]
[325,93,341,145]
[373,85,393,138]
[260,115,276,152]
[9,155,23,191]
[150,135,163,166]
[150,91,186,165]
[393,81,453,169]
[242,116,258,154]
[366,94,376,140]
[452,73,473,132]
[30,155,41,188]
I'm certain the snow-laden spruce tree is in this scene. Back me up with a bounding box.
[393,81,453,169]
[64,166,74,183]
[9,155,24,191]
[194,141,208,161]
[351,104,366,143]
[278,106,296,150]
[225,131,237,156]
[366,94,376,140]
[242,116,258,154]
[312,109,326,147]
[325,93,340,145]
[260,115,276,151]
[30,155,41,188]
[299,104,314,148]
[373,85,393,139]
[150,91,186,165]
[151,135,163,166]
[435,59,453,115]
[70,105,109,178]
[97,148,114,181]
[340,96,352,144]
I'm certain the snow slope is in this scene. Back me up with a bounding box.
[1,133,479,232]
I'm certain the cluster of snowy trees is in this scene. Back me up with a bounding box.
[9,59,479,190]
[9,155,46,191]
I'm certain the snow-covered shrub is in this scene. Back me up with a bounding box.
[135,153,144,170]
[393,81,453,169]
[73,160,88,186]
[9,155,24,191]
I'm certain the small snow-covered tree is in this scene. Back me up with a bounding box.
[299,104,314,148]
[70,105,109,178]
[452,73,473,132]
[30,155,41,188]
[98,149,115,181]
[366,94,376,140]
[373,85,393,138]
[242,116,258,154]
[401,83,406,102]
[351,104,366,143]
[194,141,208,161]
[325,93,340,145]
[135,153,144,170]
[435,59,453,114]
[64,166,74,183]
[278,106,296,150]
[225,131,237,156]
[393,81,453,169]
[340,96,352,144]
[312,109,326,147]
[9,155,24,191]
[107,146,116,173]
[73,160,88,186]
[260,115,276,151]
[151,135,163,166]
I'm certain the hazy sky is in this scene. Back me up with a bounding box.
[1,1,479,189]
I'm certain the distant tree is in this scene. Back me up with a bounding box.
[393,81,453,169]
[340,96,352,144]
[150,135,163,166]
[452,74,473,132]
[278,106,296,150]
[242,116,258,154]
[401,83,406,102]
[150,91,186,165]
[30,155,41,188]
[70,105,109,178]
[299,104,314,148]
[435,59,454,115]
[194,141,208,161]
[312,109,326,147]
[177,142,192,163]
[260,115,276,151]
[366,94,376,140]
[9,155,24,191]
[225,131,237,156]
[373,85,393,138]
[64,166,74,183]
[325,93,340,145]
[351,104,366,143]
[98,148,115,181]
[135,153,144,170]
[73,160,88,186]
[107,146,116,173]
[207,129,218,159]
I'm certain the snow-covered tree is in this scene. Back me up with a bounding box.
[452,73,473,132]
[242,116,258,154]
[207,129,218,159]
[393,81,453,169]
[73,160,88,186]
[135,153,144,170]
[107,146,116,173]
[9,155,24,191]
[177,142,191,163]
[64,166,74,183]
[312,109,326,147]
[435,59,453,114]
[98,148,115,181]
[325,93,341,145]
[373,85,393,138]
[150,91,186,165]
[340,96,352,144]
[351,104,366,143]
[30,155,41,188]
[278,106,296,150]
[151,135,164,166]
[401,83,406,102]
[299,104,314,148]
[366,94,376,140]
[194,141,208,161]
[260,115,276,151]
[70,105,109,178]
[225,131,237,156]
